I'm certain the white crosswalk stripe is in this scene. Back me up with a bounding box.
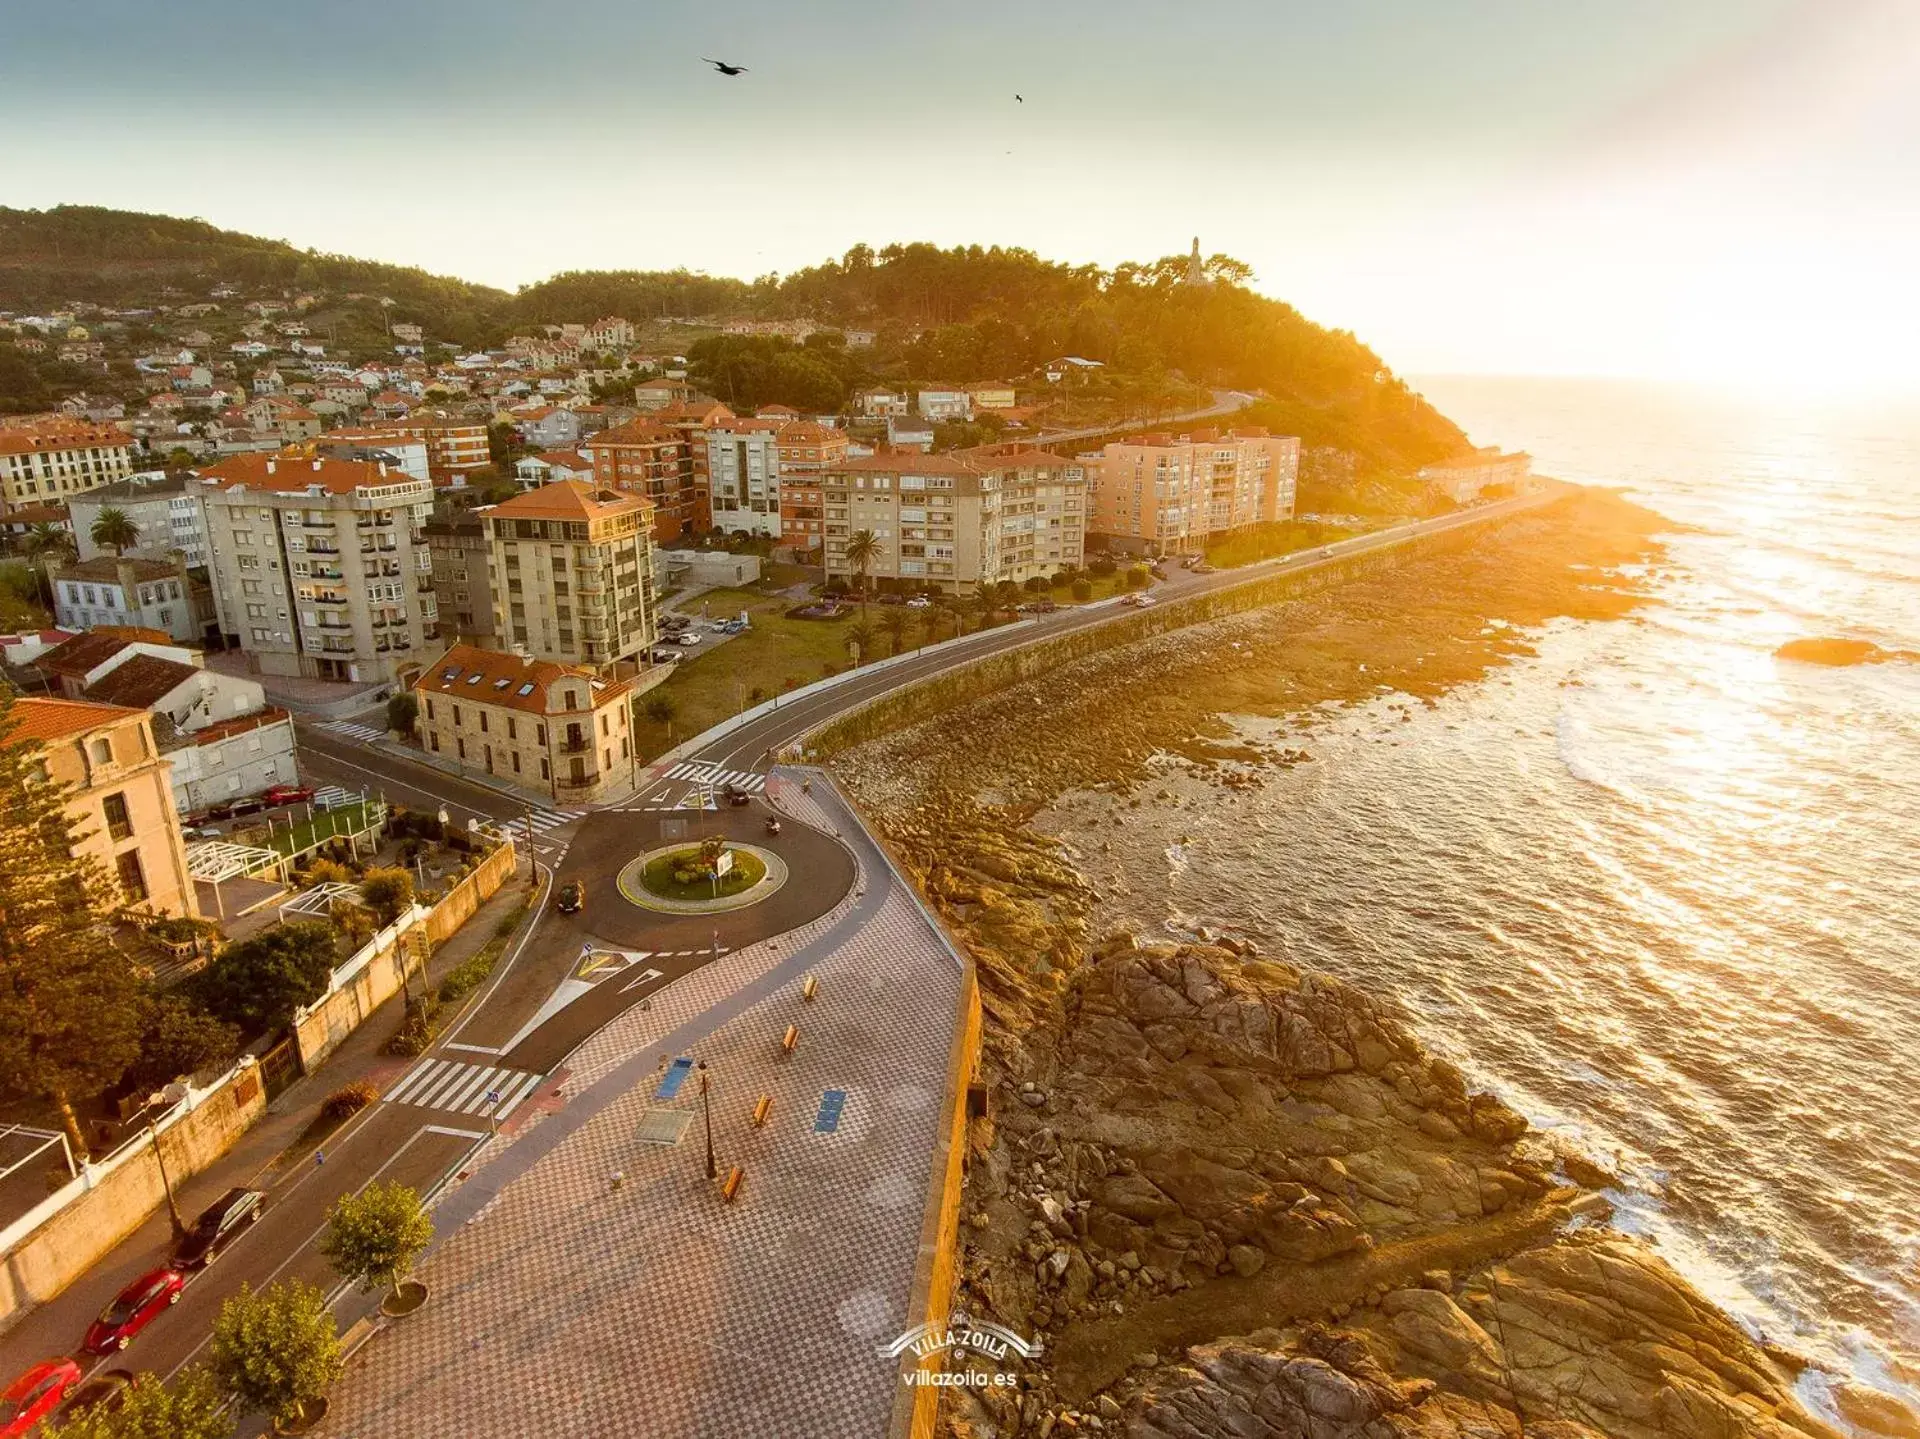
[663,762,766,793]
[321,720,385,744]
[385,1058,544,1117]
[310,785,354,811]
[512,808,584,834]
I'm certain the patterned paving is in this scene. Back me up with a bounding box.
[328,771,965,1439]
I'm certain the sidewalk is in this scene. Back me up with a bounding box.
[0,870,540,1369]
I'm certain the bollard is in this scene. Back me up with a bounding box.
[610,1169,625,1192]
[721,1165,745,1203]
[801,974,817,1002]
[780,1024,798,1057]
[752,1094,772,1128]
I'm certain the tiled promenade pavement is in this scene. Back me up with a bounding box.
[326,770,965,1439]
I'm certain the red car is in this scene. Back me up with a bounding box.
[262,784,315,807]
[83,1269,185,1354]
[1,1360,81,1437]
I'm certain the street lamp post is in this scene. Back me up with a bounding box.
[129,1091,189,1240]
[698,1060,716,1181]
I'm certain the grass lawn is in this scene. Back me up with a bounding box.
[635,588,937,757]
[640,847,767,901]
[260,801,382,858]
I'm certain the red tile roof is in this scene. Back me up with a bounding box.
[4,695,144,746]
[199,453,420,494]
[412,644,632,715]
[484,479,651,523]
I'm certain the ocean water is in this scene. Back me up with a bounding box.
[1055,378,1920,1422]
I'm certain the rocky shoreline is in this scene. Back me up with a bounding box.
[833,491,1918,1439]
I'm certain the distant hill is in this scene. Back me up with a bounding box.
[0,208,1468,472]
[0,206,510,347]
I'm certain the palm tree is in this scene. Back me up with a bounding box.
[21,522,76,606]
[882,609,909,657]
[90,507,141,557]
[843,530,879,600]
[845,621,876,667]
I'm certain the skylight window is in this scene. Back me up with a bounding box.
[517,682,535,696]
[493,678,511,689]
[466,674,482,685]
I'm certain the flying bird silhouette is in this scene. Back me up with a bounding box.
[1015,94,1024,102]
[704,58,749,76]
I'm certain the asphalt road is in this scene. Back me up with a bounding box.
[0,490,1549,1400]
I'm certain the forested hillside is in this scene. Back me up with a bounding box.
[0,209,1467,470]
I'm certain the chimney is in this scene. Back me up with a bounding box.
[266,458,277,474]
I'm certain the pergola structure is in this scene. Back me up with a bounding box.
[184,839,285,919]
[277,881,368,924]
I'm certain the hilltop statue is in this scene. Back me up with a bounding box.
[1185,236,1210,286]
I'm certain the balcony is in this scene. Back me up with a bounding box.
[308,540,340,555]
[301,516,336,529]
[561,737,590,754]
[554,775,599,792]
[309,566,343,580]
[314,593,349,607]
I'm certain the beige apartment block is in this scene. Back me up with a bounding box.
[197,454,439,685]
[820,448,1086,594]
[7,697,198,918]
[0,415,137,508]
[481,481,657,667]
[413,644,635,804]
[1086,427,1300,556]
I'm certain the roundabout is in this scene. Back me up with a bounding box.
[617,841,789,914]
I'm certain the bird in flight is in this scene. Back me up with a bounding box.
[1015,94,1024,102]
[704,58,749,76]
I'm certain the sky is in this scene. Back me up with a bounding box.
[3,0,1918,388]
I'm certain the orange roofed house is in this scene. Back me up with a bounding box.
[413,644,635,805]
[4,697,198,918]
[480,482,657,668]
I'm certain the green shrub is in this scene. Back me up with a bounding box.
[385,997,438,1056]
[1071,578,1093,602]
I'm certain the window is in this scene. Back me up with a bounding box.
[102,791,132,840]
[479,712,489,734]
[89,736,113,764]
[115,850,148,902]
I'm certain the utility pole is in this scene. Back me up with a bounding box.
[130,1095,188,1240]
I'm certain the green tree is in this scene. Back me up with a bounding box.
[320,1180,433,1302]
[0,690,146,1155]
[843,530,879,594]
[643,696,675,725]
[358,868,415,926]
[89,507,141,556]
[208,1281,343,1429]
[191,921,336,1036]
[844,621,875,666]
[385,692,418,734]
[881,609,908,657]
[1071,577,1093,602]
[42,1365,233,1439]
[125,994,238,1094]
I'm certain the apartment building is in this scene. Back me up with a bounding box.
[0,416,138,509]
[197,454,438,684]
[358,415,490,483]
[653,399,734,534]
[414,644,635,804]
[314,430,433,483]
[583,418,695,541]
[705,418,783,538]
[481,482,656,667]
[915,386,974,421]
[422,510,498,647]
[67,472,210,566]
[6,697,198,917]
[820,448,1086,594]
[51,557,201,642]
[1086,428,1299,556]
[774,420,848,558]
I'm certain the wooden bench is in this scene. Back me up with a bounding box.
[721,1165,745,1202]
[780,1024,798,1056]
[751,1094,772,1128]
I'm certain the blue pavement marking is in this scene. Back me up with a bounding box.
[813,1089,847,1133]
[655,1056,695,1099]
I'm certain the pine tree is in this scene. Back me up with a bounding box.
[0,689,146,1155]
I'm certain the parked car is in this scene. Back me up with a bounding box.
[1192,562,1216,574]
[875,592,905,606]
[262,784,314,807]
[172,1187,265,1270]
[905,596,933,608]
[209,796,266,821]
[675,633,702,647]
[60,1371,133,1419]
[83,1269,185,1354]
[182,825,222,842]
[648,648,682,664]
[1,1361,81,1437]
[661,613,691,629]
[556,881,585,914]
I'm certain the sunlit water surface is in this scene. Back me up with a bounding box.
[1048,379,1920,1421]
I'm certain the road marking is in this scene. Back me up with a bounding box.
[320,720,385,744]
[425,1124,489,1140]
[619,966,665,994]
[665,762,766,793]
[386,1058,544,1117]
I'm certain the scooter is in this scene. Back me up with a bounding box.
[765,817,782,836]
